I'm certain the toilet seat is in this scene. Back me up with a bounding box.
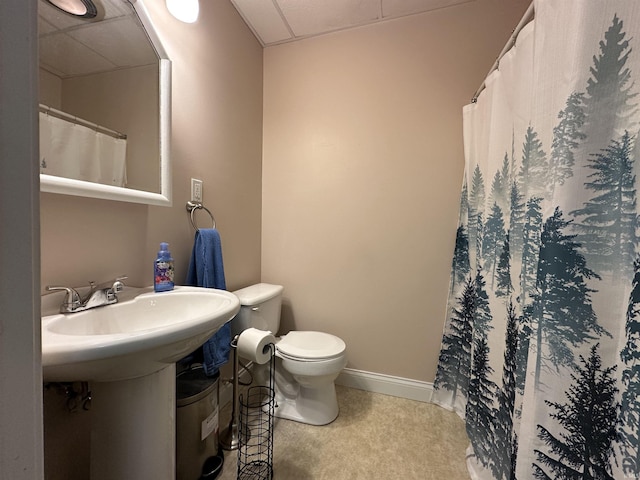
[277,331,346,361]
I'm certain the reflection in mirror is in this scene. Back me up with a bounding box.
[45,0,98,18]
[38,0,172,206]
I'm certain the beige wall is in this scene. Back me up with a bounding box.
[262,0,530,383]
[41,2,263,479]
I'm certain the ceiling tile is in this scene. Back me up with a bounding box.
[38,15,58,35]
[231,0,292,45]
[38,0,130,30]
[39,32,116,77]
[382,0,474,18]
[231,0,480,46]
[38,0,91,30]
[69,17,157,68]
[276,0,380,38]
[99,0,131,18]
[39,0,154,78]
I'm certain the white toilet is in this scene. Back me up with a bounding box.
[231,283,347,425]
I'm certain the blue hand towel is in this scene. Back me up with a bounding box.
[185,228,231,377]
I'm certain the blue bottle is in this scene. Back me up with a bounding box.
[154,242,175,292]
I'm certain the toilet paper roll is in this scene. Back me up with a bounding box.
[236,328,276,364]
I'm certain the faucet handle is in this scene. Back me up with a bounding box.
[45,286,82,313]
[112,276,127,293]
[92,275,128,292]
[104,276,127,303]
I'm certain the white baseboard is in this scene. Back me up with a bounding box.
[220,365,434,406]
[336,368,434,403]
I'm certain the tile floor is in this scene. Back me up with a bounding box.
[216,384,470,479]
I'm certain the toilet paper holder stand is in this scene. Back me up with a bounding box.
[220,335,276,453]
[237,345,276,479]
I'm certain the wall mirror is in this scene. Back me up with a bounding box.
[38,0,171,206]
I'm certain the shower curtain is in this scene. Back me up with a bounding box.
[432,1,640,479]
[39,112,127,187]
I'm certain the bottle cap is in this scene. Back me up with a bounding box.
[158,242,172,260]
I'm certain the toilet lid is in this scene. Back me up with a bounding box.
[277,331,346,360]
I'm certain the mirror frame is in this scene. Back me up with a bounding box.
[40,0,172,207]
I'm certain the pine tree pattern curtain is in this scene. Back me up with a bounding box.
[432,1,640,478]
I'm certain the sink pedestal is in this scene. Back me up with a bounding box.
[90,365,176,480]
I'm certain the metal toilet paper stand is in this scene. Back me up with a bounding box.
[237,343,276,480]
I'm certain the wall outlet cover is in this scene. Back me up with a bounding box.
[191,178,203,202]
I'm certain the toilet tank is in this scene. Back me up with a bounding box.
[230,283,284,336]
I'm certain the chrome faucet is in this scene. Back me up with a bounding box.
[46,276,127,314]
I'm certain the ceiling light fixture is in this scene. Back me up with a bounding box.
[45,0,97,18]
[166,0,199,24]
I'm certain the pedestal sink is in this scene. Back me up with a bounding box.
[41,286,240,480]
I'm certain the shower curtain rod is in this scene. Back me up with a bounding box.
[39,104,128,140]
[471,2,535,103]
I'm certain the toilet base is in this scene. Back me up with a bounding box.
[251,353,344,426]
[274,381,339,426]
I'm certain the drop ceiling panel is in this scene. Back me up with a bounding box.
[276,0,381,37]
[231,0,293,45]
[38,15,58,35]
[38,0,155,78]
[38,0,129,30]
[231,0,477,46]
[39,33,116,77]
[68,17,157,68]
[382,0,473,18]
[39,1,94,30]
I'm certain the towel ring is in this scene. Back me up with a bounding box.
[186,201,216,231]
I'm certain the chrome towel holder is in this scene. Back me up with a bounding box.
[186,201,216,231]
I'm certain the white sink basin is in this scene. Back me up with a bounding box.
[41,284,240,479]
[41,285,240,382]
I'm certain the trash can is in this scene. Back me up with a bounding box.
[176,366,221,480]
